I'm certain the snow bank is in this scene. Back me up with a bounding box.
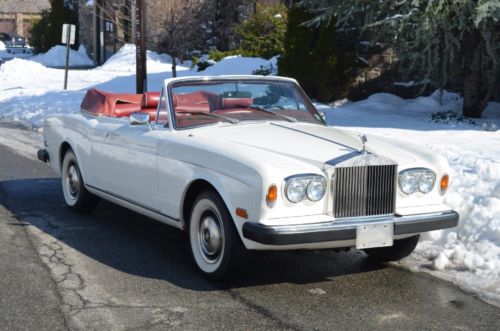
[202,55,277,76]
[31,45,93,67]
[98,43,187,73]
[326,93,500,306]
[1,57,48,75]
[0,41,6,51]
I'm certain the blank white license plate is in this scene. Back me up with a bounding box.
[356,223,393,249]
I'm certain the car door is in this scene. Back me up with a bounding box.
[95,120,160,211]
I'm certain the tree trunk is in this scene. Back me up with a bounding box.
[463,65,482,118]
[172,56,177,78]
[462,36,483,118]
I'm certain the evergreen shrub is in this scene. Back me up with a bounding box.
[278,5,354,102]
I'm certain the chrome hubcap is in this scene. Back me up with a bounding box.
[66,164,80,198]
[198,215,223,263]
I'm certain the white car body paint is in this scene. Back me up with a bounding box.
[42,75,457,251]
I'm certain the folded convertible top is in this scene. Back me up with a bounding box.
[80,88,143,117]
[80,88,160,117]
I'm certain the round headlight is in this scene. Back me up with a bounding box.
[285,179,306,203]
[307,177,326,201]
[399,172,418,195]
[418,172,435,193]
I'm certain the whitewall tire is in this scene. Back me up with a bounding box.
[61,150,100,213]
[189,190,246,280]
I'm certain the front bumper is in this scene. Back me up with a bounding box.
[242,211,459,246]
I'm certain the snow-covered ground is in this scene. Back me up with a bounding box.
[30,45,94,67]
[321,93,500,307]
[0,44,499,306]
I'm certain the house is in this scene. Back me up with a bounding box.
[0,0,50,40]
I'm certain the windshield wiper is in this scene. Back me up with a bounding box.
[249,106,297,123]
[176,111,239,124]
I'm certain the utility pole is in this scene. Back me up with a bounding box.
[134,0,147,93]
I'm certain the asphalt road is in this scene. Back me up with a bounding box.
[0,142,499,330]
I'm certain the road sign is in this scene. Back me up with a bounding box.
[62,24,76,45]
[62,24,76,90]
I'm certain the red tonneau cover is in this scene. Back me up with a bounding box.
[80,88,160,120]
[80,88,143,117]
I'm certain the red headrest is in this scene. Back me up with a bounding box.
[141,92,160,109]
[221,97,253,109]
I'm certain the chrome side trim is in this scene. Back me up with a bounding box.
[86,184,180,222]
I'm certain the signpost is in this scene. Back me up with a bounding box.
[133,0,147,93]
[62,24,76,90]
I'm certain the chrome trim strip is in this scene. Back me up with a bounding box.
[86,184,180,222]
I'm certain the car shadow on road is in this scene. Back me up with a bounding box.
[0,178,386,292]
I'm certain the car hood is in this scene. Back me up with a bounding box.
[191,122,421,170]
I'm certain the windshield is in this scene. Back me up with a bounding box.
[165,80,322,129]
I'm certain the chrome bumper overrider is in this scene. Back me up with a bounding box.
[242,211,459,245]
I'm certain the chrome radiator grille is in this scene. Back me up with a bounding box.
[333,165,397,218]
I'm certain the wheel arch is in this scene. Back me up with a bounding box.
[58,140,88,181]
[59,141,73,171]
[181,179,225,229]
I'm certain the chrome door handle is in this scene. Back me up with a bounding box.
[105,132,119,138]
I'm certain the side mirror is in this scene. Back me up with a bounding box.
[130,112,150,126]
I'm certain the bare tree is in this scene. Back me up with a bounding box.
[154,0,207,77]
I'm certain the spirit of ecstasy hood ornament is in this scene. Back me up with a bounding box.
[359,134,367,154]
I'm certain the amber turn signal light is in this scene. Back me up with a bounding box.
[236,208,248,219]
[266,185,278,206]
[440,175,449,194]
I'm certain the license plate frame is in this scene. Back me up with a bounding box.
[356,223,393,249]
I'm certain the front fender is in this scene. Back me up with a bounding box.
[179,169,257,236]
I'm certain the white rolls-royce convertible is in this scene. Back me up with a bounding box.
[38,75,459,279]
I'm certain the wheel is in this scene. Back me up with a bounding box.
[364,235,420,262]
[61,150,100,213]
[188,190,247,280]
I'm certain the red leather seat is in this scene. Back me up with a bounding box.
[113,102,142,117]
[139,108,157,121]
[172,91,219,113]
[221,97,253,109]
[141,92,160,109]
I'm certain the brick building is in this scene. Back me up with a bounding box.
[0,0,50,41]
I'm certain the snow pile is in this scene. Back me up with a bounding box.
[1,57,48,75]
[98,44,184,73]
[202,55,277,76]
[327,93,500,306]
[31,45,93,67]
[409,148,500,303]
[0,41,5,51]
